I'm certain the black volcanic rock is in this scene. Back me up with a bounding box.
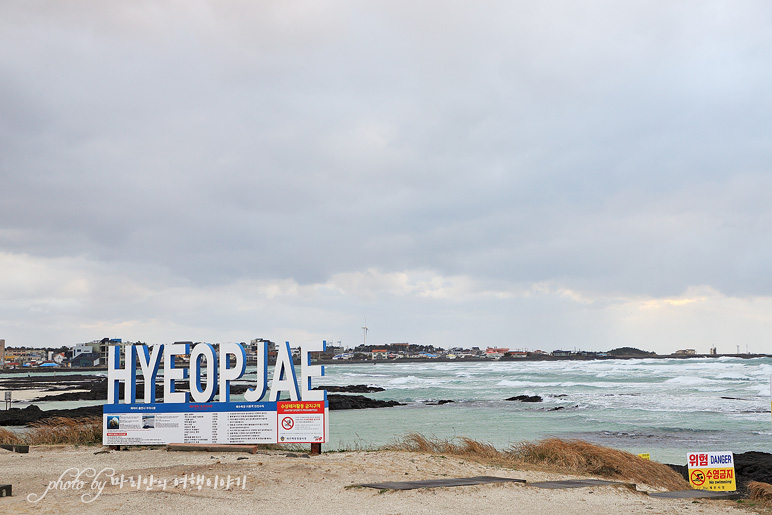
[327,394,404,410]
[30,376,389,403]
[505,395,543,402]
[0,404,103,426]
[1,374,105,390]
[313,384,385,393]
[735,451,772,488]
[36,378,108,401]
[0,392,404,424]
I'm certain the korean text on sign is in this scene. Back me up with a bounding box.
[687,452,736,492]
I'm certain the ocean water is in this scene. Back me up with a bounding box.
[3,357,770,464]
[318,357,772,464]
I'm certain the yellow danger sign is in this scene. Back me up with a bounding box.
[687,452,736,492]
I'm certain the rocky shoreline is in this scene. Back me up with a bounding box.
[0,404,102,425]
[0,376,406,426]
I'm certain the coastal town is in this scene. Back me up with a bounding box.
[0,337,767,369]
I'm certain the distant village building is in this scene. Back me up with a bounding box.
[69,352,100,368]
[3,347,46,366]
[371,349,388,359]
[673,349,696,355]
[72,344,94,359]
[485,347,509,358]
[551,350,572,357]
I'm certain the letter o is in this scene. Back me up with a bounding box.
[190,344,218,402]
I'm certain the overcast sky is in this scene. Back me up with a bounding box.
[2,1,771,354]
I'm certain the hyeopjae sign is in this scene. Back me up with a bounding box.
[103,341,328,446]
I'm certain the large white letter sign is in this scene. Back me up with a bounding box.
[104,338,329,447]
[164,342,190,403]
[244,341,268,402]
[136,344,164,403]
[219,343,246,402]
[190,343,218,402]
[301,340,326,401]
[269,341,300,401]
[107,344,136,404]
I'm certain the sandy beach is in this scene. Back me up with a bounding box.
[0,445,758,515]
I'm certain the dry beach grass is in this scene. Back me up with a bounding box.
[0,416,102,446]
[392,433,689,491]
[748,481,772,510]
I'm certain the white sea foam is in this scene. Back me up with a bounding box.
[715,373,752,381]
[664,376,719,385]
[496,380,566,388]
[387,375,429,385]
[747,384,772,396]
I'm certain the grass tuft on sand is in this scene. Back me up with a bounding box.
[748,481,772,507]
[511,438,688,491]
[391,433,505,464]
[0,416,102,446]
[391,433,689,491]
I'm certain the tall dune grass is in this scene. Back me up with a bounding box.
[0,427,22,445]
[392,433,509,465]
[0,417,102,446]
[511,438,688,491]
[748,481,772,507]
[391,433,689,491]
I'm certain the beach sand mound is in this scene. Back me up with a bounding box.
[0,446,753,514]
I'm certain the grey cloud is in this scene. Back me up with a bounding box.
[2,1,772,351]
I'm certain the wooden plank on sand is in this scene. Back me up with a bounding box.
[166,443,259,454]
[359,476,526,490]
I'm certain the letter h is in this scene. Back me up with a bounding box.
[107,344,136,404]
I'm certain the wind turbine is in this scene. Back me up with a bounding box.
[362,317,369,346]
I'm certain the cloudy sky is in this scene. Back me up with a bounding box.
[2,1,771,354]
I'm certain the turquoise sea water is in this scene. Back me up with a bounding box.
[3,357,771,464]
[318,357,772,464]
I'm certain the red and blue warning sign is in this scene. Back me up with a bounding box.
[687,451,736,492]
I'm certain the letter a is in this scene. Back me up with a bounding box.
[269,342,300,401]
